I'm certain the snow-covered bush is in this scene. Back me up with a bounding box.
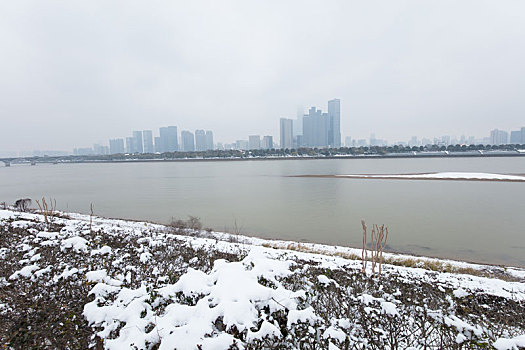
[1,209,524,349]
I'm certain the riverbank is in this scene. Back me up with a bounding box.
[1,209,524,349]
[3,149,525,166]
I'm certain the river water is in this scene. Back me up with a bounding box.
[1,157,524,267]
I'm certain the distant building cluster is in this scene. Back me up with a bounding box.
[217,135,275,151]
[490,128,525,145]
[343,127,525,148]
[74,127,214,156]
[280,99,341,149]
[68,97,525,157]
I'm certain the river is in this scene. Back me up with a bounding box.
[1,157,524,267]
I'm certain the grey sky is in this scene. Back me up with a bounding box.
[1,0,525,153]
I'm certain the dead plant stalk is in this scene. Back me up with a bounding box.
[361,220,389,277]
[36,197,56,225]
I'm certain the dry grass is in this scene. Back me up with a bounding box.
[35,197,56,225]
[261,242,522,282]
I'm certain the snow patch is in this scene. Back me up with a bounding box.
[61,236,89,253]
[9,265,39,280]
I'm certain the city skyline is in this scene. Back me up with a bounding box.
[68,97,524,156]
[70,120,525,157]
[4,111,525,157]
[2,1,525,154]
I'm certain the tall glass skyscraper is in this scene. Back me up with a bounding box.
[280,118,293,149]
[328,98,341,148]
[195,130,207,151]
[159,126,178,152]
[143,130,154,153]
[132,131,143,153]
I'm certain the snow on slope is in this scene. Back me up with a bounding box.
[1,209,525,349]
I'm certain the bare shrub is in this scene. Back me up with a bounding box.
[361,220,368,273]
[89,203,94,233]
[361,220,389,277]
[35,197,56,225]
[187,216,202,231]
[229,219,243,243]
[14,198,31,212]
[371,224,388,276]
[169,218,187,231]
[169,216,202,235]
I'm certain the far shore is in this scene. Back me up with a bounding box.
[3,150,525,166]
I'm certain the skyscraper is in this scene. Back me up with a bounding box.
[249,135,261,150]
[293,107,303,138]
[181,131,195,152]
[280,118,293,149]
[302,107,328,148]
[490,129,508,145]
[109,139,125,154]
[125,137,134,153]
[159,126,178,152]
[328,98,341,148]
[143,130,154,153]
[510,130,522,144]
[132,131,143,153]
[93,144,109,155]
[205,131,214,150]
[195,130,207,151]
[262,136,273,149]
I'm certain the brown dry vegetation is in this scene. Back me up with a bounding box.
[1,213,524,349]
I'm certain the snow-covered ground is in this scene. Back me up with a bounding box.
[335,172,525,182]
[1,209,524,349]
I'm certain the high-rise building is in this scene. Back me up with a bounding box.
[181,131,195,152]
[408,136,418,147]
[235,140,249,150]
[280,118,293,149]
[109,139,125,154]
[249,135,261,150]
[328,98,341,148]
[125,137,134,153]
[521,127,525,144]
[93,144,109,155]
[344,136,352,147]
[132,131,143,153]
[159,126,178,152]
[490,129,508,145]
[510,130,522,144]
[302,107,328,148]
[205,131,214,150]
[143,130,154,153]
[262,136,273,149]
[293,107,303,138]
[74,147,94,156]
[195,130,207,151]
[154,137,161,153]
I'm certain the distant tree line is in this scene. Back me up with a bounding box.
[17,143,525,163]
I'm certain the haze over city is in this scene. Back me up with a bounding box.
[1,1,525,155]
[3,2,525,347]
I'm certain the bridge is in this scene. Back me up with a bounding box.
[0,157,48,167]
[0,155,80,166]
[0,158,13,167]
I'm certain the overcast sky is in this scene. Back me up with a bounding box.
[1,0,525,153]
